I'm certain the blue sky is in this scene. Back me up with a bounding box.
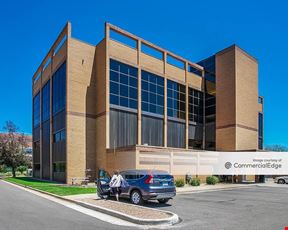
[0,0,287,146]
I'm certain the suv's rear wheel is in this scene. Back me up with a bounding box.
[158,198,169,204]
[130,190,143,205]
[278,179,285,184]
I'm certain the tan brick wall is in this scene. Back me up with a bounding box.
[235,48,258,150]
[109,40,138,66]
[95,39,108,175]
[140,53,164,75]
[66,38,97,184]
[216,45,259,151]
[216,47,236,150]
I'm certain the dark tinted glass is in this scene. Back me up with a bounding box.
[109,59,138,110]
[167,79,186,120]
[52,62,66,115]
[33,93,40,128]
[188,87,204,124]
[141,70,164,115]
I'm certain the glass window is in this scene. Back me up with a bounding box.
[109,59,138,110]
[33,93,40,128]
[205,93,216,119]
[258,113,264,149]
[141,70,164,115]
[53,129,66,143]
[188,88,203,124]
[53,162,66,173]
[42,81,50,122]
[52,62,66,115]
[167,80,186,120]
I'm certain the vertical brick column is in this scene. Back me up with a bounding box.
[163,52,168,147]
[137,40,142,145]
[185,62,189,149]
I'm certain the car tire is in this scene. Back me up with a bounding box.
[278,179,285,184]
[130,190,143,205]
[158,198,169,204]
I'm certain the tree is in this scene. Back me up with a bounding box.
[0,121,29,177]
[17,165,27,175]
[265,145,288,152]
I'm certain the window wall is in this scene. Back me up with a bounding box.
[188,88,204,149]
[53,129,66,143]
[33,93,40,128]
[52,62,66,115]
[258,113,263,149]
[141,70,164,146]
[167,80,186,148]
[141,70,164,115]
[188,88,203,124]
[110,59,138,110]
[205,92,216,150]
[108,59,213,150]
[52,62,67,182]
[167,80,186,120]
[109,59,138,148]
[42,81,50,122]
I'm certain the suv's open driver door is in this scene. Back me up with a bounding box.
[96,169,111,199]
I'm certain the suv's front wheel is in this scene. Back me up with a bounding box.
[130,190,143,205]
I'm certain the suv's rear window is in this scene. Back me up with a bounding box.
[124,174,144,180]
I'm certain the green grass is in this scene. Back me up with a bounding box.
[4,177,96,196]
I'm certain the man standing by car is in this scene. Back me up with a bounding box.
[109,170,124,201]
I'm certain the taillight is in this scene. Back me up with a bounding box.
[145,175,154,184]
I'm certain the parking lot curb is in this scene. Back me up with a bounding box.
[75,199,179,226]
[2,179,180,226]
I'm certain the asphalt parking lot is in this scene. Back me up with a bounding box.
[1,180,288,230]
[146,185,288,230]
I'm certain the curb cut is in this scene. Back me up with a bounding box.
[2,179,179,226]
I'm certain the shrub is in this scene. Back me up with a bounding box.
[5,172,12,177]
[0,165,9,173]
[206,176,220,185]
[189,177,201,186]
[175,179,185,187]
[17,166,27,175]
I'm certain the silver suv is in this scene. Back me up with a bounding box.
[274,176,288,184]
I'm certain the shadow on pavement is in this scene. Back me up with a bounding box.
[105,196,173,208]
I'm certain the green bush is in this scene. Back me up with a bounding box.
[206,176,220,185]
[5,172,12,177]
[175,179,185,187]
[0,165,9,173]
[17,166,27,174]
[189,177,201,186]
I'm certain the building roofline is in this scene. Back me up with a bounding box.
[106,22,204,71]
[216,44,258,63]
[32,21,72,82]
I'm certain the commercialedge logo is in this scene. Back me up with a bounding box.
[226,162,282,170]
[225,162,232,169]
